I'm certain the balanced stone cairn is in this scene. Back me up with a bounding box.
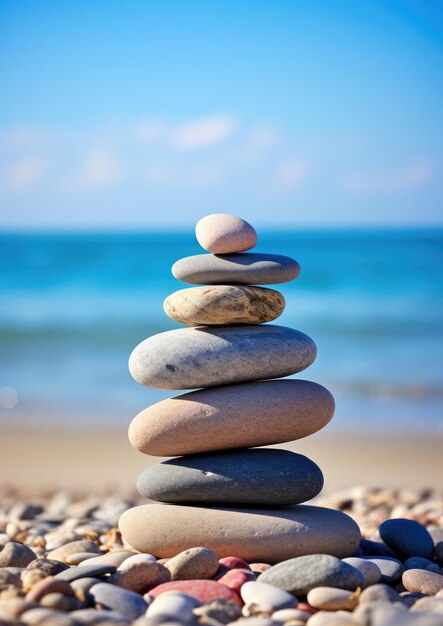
[119,213,361,564]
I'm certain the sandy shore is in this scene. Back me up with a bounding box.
[1,421,441,492]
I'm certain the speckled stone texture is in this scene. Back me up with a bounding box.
[128,324,316,390]
[136,448,324,505]
[128,379,334,456]
[163,285,285,326]
[171,252,300,285]
[119,504,361,564]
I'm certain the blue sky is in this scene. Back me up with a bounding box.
[0,0,442,228]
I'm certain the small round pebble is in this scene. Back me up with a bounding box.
[165,547,219,581]
[26,576,74,602]
[146,590,200,624]
[359,582,407,606]
[410,596,443,613]
[258,555,364,595]
[379,518,435,561]
[241,581,297,611]
[90,581,149,620]
[195,213,258,253]
[46,540,101,563]
[217,569,256,593]
[306,611,357,625]
[0,542,37,567]
[360,556,404,583]
[402,568,443,595]
[110,559,170,593]
[307,587,359,611]
[148,579,241,604]
[341,557,381,587]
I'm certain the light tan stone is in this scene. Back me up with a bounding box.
[119,504,361,564]
[307,587,360,611]
[164,285,285,326]
[195,213,257,253]
[128,379,334,456]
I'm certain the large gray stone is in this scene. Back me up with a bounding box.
[171,252,300,285]
[129,379,334,456]
[137,448,324,506]
[119,504,361,564]
[129,324,316,390]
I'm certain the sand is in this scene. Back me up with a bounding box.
[1,419,441,492]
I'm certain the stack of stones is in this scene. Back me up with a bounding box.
[119,213,361,564]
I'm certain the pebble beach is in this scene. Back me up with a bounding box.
[0,486,442,625]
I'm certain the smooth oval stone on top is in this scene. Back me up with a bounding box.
[137,448,324,506]
[164,285,285,326]
[119,504,361,564]
[172,252,300,285]
[195,213,258,253]
[129,325,316,390]
[129,379,334,456]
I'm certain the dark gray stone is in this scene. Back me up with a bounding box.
[55,563,116,581]
[172,252,300,285]
[137,448,323,506]
[129,324,316,390]
[379,518,434,561]
[90,582,149,621]
[361,556,404,583]
[404,556,435,570]
[359,538,397,558]
[257,554,364,594]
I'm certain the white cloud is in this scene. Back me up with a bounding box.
[343,160,433,193]
[3,158,47,189]
[276,158,307,187]
[79,148,123,187]
[172,114,237,150]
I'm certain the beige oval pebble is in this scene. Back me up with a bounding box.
[46,540,100,562]
[165,547,220,580]
[164,285,285,326]
[119,504,361,564]
[403,569,443,595]
[195,213,257,253]
[307,586,360,611]
[129,379,334,456]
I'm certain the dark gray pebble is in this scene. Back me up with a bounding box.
[55,564,116,582]
[137,448,324,506]
[379,518,434,561]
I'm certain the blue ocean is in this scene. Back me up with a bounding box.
[1,229,442,433]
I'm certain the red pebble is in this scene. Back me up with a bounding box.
[297,602,318,615]
[219,556,252,571]
[217,568,256,594]
[148,579,242,605]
